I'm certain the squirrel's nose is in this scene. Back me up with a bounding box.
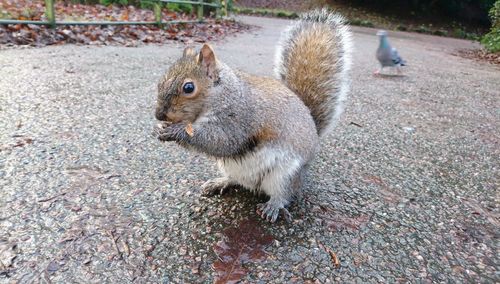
[155,107,167,121]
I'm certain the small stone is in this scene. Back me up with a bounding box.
[179,247,187,256]
[47,261,59,273]
[402,126,416,134]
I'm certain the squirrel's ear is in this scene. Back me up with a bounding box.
[198,44,218,80]
[183,47,196,58]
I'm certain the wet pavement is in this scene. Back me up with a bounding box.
[1,15,499,283]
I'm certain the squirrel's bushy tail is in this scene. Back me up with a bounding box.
[275,9,352,136]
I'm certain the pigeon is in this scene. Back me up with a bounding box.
[375,30,406,75]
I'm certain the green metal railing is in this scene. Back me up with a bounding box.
[0,0,224,27]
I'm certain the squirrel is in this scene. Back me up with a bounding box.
[154,9,352,222]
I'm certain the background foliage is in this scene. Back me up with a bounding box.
[342,0,495,26]
[481,0,500,52]
[66,0,226,15]
[21,0,500,53]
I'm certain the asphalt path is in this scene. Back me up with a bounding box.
[0,15,498,283]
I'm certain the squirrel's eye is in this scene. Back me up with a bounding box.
[182,82,195,94]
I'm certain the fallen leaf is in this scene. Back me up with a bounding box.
[0,0,252,47]
[328,249,340,268]
[317,241,340,269]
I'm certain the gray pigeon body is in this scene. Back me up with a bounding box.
[375,30,405,74]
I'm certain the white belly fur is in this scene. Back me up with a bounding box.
[217,145,302,198]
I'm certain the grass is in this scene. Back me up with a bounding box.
[232,7,298,19]
[348,18,374,27]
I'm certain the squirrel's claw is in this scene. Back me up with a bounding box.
[154,123,186,142]
[257,201,292,223]
[201,177,235,197]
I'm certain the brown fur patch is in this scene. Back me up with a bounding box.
[240,73,293,98]
[157,53,211,124]
[284,25,341,132]
[166,90,206,123]
[199,44,218,79]
[254,126,278,142]
[165,111,182,123]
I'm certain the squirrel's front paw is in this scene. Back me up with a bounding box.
[154,123,185,142]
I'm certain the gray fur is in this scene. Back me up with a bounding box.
[156,10,352,222]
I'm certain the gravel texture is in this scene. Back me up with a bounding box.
[1,15,499,283]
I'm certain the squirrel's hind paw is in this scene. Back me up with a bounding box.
[201,177,236,197]
[257,201,292,223]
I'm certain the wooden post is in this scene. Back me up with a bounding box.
[223,0,229,17]
[216,0,221,19]
[197,0,203,21]
[154,0,162,27]
[44,0,55,28]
